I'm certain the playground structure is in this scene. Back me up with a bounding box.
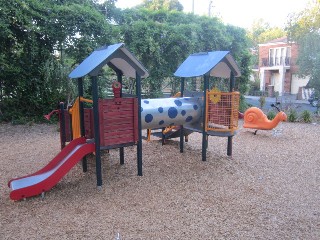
[243,103,287,135]
[8,43,241,200]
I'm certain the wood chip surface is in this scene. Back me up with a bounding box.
[1,121,319,239]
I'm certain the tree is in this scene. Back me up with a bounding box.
[0,0,117,122]
[141,0,183,11]
[116,8,251,97]
[246,19,286,68]
[0,0,252,121]
[247,19,286,47]
[286,0,320,97]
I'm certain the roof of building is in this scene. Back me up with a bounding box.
[258,36,294,46]
[266,36,288,44]
[174,51,241,78]
[69,43,149,79]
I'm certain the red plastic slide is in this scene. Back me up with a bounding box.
[8,137,95,201]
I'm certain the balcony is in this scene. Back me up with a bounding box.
[261,57,291,67]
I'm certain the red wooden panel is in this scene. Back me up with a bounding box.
[104,137,136,146]
[98,97,138,147]
[103,129,135,138]
[133,98,138,141]
[63,109,72,142]
[103,125,133,133]
[102,110,135,119]
[84,108,94,138]
[101,98,135,104]
[101,103,135,112]
[98,100,105,146]
[103,118,134,127]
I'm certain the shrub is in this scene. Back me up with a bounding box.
[300,110,312,123]
[287,109,298,122]
[259,96,266,109]
[248,79,260,93]
[239,95,249,113]
[267,110,276,120]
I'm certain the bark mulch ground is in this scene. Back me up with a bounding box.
[1,121,319,239]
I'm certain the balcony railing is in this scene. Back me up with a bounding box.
[261,57,291,67]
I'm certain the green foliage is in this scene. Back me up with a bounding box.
[287,109,298,122]
[286,0,320,40]
[0,0,252,121]
[300,110,312,123]
[297,33,320,92]
[141,0,183,11]
[117,8,251,97]
[259,96,266,109]
[248,78,260,95]
[239,95,249,113]
[0,0,115,122]
[246,19,286,66]
[286,0,320,97]
[267,110,276,120]
[247,19,286,47]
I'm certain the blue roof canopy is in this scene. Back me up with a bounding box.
[174,51,241,78]
[69,43,149,79]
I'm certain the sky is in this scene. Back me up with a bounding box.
[115,0,310,29]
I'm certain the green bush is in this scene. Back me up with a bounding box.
[300,110,312,123]
[259,96,266,109]
[267,111,276,120]
[239,95,249,113]
[287,109,298,122]
[248,79,260,94]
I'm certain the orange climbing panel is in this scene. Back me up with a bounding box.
[205,90,240,133]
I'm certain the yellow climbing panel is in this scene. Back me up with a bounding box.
[68,97,93,139]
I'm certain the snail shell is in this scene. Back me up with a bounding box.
[244,107,267,124]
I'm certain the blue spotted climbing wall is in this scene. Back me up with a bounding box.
[140,97,201,130]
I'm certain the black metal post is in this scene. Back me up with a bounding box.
[227,71,235,157]
[229,71,235,91]
[59,102,66,150]
[92,76,102,187]
[227,137,232,156]
[136,72,143,176]
[180,77,185,153]
[202,74,209,161]
[117,71,125,165]
[78,77,87,172]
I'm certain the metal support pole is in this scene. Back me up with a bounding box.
[59,102,66,150]
[227,71,235,157]
[230,71,235,92]
[78,78,87,172]
[227,137,232,156]
[136,72,143,176]
[117,71,125,165]
[92,76,102,187]
[202,74,209,161]
[180,77,185,153]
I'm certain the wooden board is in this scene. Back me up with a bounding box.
[99,98,138,147]
[84,108,94,139]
